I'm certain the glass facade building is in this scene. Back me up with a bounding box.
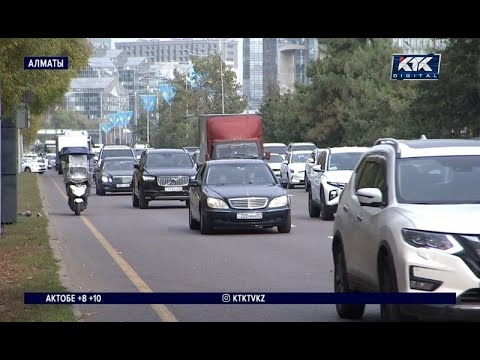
[243,38,263,111]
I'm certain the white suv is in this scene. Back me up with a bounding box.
[332,138,480,321]
[308,147,368,220]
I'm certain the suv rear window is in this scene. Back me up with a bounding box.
[101,149,134,159]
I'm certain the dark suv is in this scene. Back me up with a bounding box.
[132,149,198,209]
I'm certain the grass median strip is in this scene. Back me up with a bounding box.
[0,173,76,322]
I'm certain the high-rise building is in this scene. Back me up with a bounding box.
[243,38,263,112]
[114,39,238,69]
[392,38,447,54]
[263,38,318,96]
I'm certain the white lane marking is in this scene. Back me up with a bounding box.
[291,225,296,228]
[328,236,333,239]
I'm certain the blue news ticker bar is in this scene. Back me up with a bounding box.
[24,292,456,305]
[24,56,69,70]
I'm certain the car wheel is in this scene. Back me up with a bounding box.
[189,204,200,230]
[287,175,294,189]
[138,186,149,209]
[200,207,212,235]
[132,185,139,207]
[25,167,31,173]
[97,185,105,196]
[277,214,291,233]
[333,241,365,319]
[320,188,334,220]
[185,199,190,208]
[379,255,404,321]
[308,189,320,218]
[305,179,309,192]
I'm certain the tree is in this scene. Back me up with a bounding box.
[0,38,91,118]
[49,110,89,130]
[405,39,480,138]
[301,38,416,147]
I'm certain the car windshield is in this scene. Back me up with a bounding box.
[293,144,316,151]
[146,152,193,168]
[102,149,134,159]
[265,146,287,154]
[206,163,276,185]
[396,156,480,204]
[328,152,364,171]
[291,153,310,163]
[266,154,284,163]
[214,142,259,159]
[103,159,135,171]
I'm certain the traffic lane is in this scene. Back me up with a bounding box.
[39,171,161,321]
[81,182,380,321]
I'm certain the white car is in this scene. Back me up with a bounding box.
[280,150,311,188]
[264,143,287,160]
[265,153,284,178]
[333,137,480,321]
[21,158,46,174]
[308,147,368,220]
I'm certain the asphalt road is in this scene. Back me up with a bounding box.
[38,170,381,322]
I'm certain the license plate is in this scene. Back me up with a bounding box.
[116,184,130,188]
[236,212,263,220]
[164,186,183,192]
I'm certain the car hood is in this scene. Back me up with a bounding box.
[323,170,353,184]
[268,163,282,170]
[144,167,197,176]
[288,163,306,171]
[394,204,480,234]
[205,184,286,200]
[103,170,135,177]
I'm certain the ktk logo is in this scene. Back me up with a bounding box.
[398,56,433,72]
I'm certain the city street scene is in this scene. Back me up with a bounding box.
[1,38,480,322]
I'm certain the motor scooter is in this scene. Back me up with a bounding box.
[59,147,94,215]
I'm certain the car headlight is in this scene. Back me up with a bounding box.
[268,195,289,208]
[142,175,155,181]
[101,176,109,183]
[327,181,346,188]
[190,175,196,179]
[402,229,463,254]
[207,197,228,209]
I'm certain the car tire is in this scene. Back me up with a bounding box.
[25,167,31,173]
[305,179,310,192]
[132,186,139,208]
[333,241,366,319]
[200,207,212,235]
[185,199,190,208]
[308,190,321,218]
[277,215,291,233]
[379,255,404,321]
[189,205,200,230]
[320,187,334,221]
[138,186,149,209]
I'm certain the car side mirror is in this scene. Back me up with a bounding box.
[189,179,199,187]
[307,158,314,164]
[312,164,323,172]
[280,178,288,186]
[134,163,139,169]
[357,188,383,207]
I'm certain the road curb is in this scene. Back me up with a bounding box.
[37,173,85,322]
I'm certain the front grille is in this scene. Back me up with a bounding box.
[228,197,268,209]
[113,176,132,184]
[157,176,190,186]
[457,289,480,304]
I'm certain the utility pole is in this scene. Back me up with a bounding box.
[146,85,150,145]
[99,92,103,145]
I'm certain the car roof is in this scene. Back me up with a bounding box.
[373,138,480,158]
[102,156,136,161]
[328,146,370,154]
[264,143,287,147]
[291,150,314,154]
[102,145,131,149]
[146,148,188,154]
[207,159,268,165]
[290,142,316,146]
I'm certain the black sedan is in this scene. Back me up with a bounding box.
[132,149,198,209]
[188,159,291,234]
[95,157,137,196]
